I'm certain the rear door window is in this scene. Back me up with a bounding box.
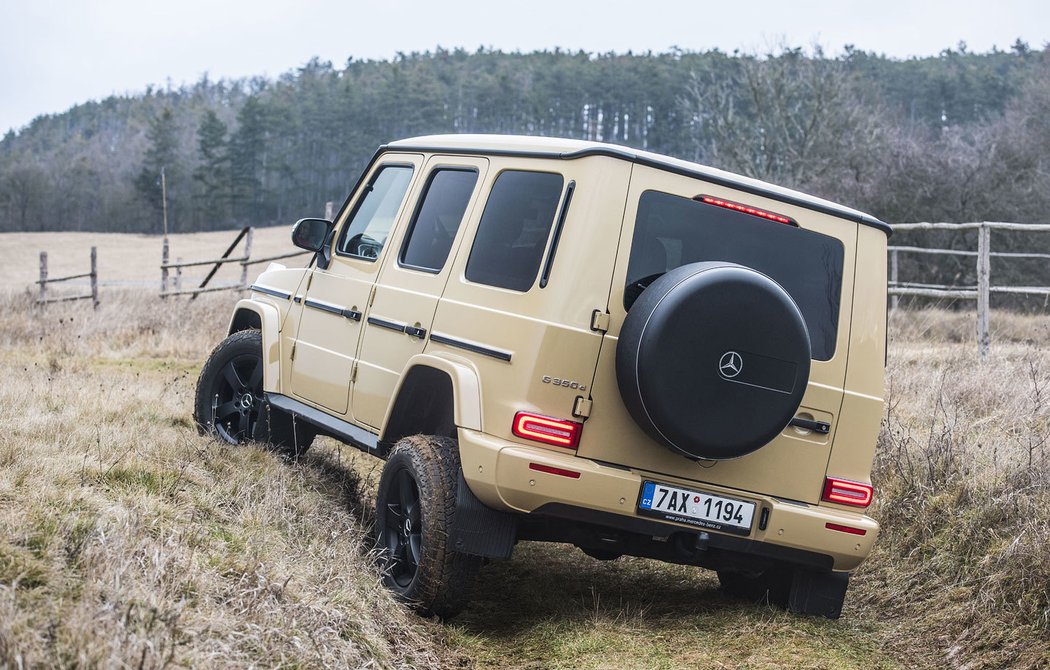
[399,168,478,272]
[626,191,845,360]
[464,170,564,292]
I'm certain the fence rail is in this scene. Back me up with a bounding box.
[36,247,99,309]
[889,221,1050,359]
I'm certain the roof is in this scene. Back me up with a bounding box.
[385,134,890,236]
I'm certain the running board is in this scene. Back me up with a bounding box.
[266,393,380,455]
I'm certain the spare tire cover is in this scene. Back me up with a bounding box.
[616,261,811,460]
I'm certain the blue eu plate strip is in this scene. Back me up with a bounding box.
[639,481,656,509]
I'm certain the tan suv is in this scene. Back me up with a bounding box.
[194,135,888,619]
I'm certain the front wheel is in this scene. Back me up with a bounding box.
[193,329,315,457]
[375,435,481,618]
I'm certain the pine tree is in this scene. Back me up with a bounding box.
[228,96,268,222]
[134,107,181,232]
[193,109,230,225]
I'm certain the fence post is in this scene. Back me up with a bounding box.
[889,248,899,311]
[175,257,182,291]
[39,251,47,303]
[976,224,991,360]
[90,246,99,310]
[325,201,334,221]
[240,227,254,289]
[161,237,170,297]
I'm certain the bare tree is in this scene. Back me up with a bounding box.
[682,45,889,195]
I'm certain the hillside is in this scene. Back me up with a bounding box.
[2,45,1050,237]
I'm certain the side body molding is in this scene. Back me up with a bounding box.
[227,298,283,394]
[380,353,484,439]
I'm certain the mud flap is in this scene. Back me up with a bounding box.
[449,471,518,559]
[788,569,850,619]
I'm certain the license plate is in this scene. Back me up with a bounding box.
[637,481,756,536]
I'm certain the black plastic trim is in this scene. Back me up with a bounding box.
[531,502,834,571]
[266,393,379,454]
[249,284,291,300]
[304,298,340,315]
[540,180,575,288]
[367,316,407,333]
[381,143,891,237]
[789,417,831,434]
[404,325,427,339]
[430,332,513,362]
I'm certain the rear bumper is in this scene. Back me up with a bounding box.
[457,428,879,572]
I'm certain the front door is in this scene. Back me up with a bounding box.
[351,156,488,428]
[289,157,422,415]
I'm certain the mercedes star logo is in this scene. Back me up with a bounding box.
[718,351,743,378]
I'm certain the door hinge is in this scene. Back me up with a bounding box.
[290,341,297,361]
[368,285,377,307]
[590,309,610,333]
[572,396,593,419]
[350,362,358,384]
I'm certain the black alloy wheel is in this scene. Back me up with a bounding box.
[382,467,424,588]
[209,350,264,444]
[194,329,316,456]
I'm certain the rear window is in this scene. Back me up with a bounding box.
[465,170,564,292]
[626,191,845,360]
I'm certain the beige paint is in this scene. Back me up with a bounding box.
[238,134,887,573]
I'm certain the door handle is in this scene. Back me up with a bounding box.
[789,417,830,434]
[404,325,427,339]
[340,308,362,321]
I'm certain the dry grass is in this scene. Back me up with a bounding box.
[853,307,1050,669]
[0,291,1047,669]
[0,292,456,668]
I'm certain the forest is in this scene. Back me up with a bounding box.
[1,43,1048,236]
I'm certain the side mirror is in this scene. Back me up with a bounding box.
[291,218,332,253]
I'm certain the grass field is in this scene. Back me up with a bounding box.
[0,287,1047,669]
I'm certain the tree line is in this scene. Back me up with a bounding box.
[1,43,1048,242]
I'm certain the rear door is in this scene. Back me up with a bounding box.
[578,165,857,504]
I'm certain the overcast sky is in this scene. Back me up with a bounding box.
[1,0,1047,135]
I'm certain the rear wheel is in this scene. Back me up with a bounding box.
[718,564,849,618]
[375,435,481,618]
[194,329,315,457]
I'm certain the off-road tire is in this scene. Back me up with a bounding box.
[375,435,482,619]
[194,329,315,458]
[717,565,792,607]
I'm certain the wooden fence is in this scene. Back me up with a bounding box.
[36,247,99,309]
[889,222,1050,359]
[157,203,331,299]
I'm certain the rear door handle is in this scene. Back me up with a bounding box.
[789,417,830,434]
[404,325,427,339]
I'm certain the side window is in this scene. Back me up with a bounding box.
[464,170,564,292]
[399,169,478,272]
[336,165,414,261]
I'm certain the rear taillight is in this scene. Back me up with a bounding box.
[822,477,873,508]
[513,412,582,449]
[697,195,797,226]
